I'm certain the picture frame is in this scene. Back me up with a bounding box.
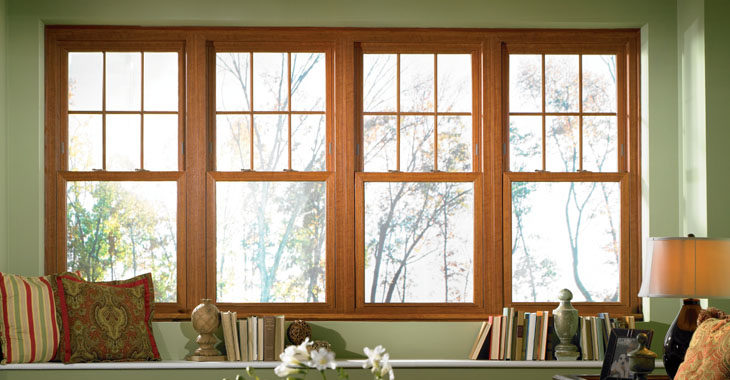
[600,328,654,380]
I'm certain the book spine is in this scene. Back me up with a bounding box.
[221,312,234,361]
[232,312,241,361]
[263,316,276,361]
[238,319,248,362]
[258,317,264,360]
[275,316,285,360]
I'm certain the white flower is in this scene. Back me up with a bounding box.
[279,338,312,366]
[363,345,386,370]
[274,362,305,378]
[363,346,394,380]
[308,347,336,371]
[376,353,394,380]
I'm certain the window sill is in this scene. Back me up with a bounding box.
[1,359,664,370]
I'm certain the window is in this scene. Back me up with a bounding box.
[45,28,640,319]
[50,43,186,315]
[210,44,335,314]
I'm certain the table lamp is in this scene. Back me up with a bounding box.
[638,235,730,378]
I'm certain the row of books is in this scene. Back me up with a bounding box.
[468,308,637,361]
[578,313,636,361]
[220,312,286,361]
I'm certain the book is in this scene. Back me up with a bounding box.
[469,320,492,360]
[594,316,605,361]
[544,316,558,361]
[257,317,264,360]
[248,316,257,361]
[521,312,530,360]
[514,311,526,361]
[263,316,277,361]
[525,312,536,361]
[469,321,490,359]
[232,312,241,361]
[579,317,589,360]
[505,307,515,360]
[489,316,502,360]
[238,318,248,361]
[221,311,235,361]
[275,315,286,360]
[539,311,549,360]
[532,311,542,360]
[500,308,509,360]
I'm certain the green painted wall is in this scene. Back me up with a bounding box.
[0,0,6,272]
[0,0,693,377]
[704,0,730,313]
[677,0,707,238]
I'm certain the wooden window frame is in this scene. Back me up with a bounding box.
[44,27,641,320]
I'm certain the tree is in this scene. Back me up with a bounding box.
[216,52,327,303]
[362,54,474,303]
[510,54,619,302]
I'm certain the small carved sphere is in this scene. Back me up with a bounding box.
[287,320,312,345]
[558,288,573,301]
[310,340,331,352]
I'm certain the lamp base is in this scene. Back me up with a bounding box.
[663,298,701,379]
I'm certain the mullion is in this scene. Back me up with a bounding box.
[102,52,107,171]
[541,54,546,171]
[287,52,292,171]
[578,54,583,172]
[249,52,255,171]
[140,52,145,170]
[433,53,439,172]
[508,112,616,117]
[396,54,401,172]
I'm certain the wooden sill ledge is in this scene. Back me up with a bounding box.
[1,359,664,370]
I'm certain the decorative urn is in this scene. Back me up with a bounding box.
[187,299,226,361]
[553,288,580,360]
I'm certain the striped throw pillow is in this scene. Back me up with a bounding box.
[0,273,59,364]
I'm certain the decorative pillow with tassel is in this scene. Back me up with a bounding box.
[675,307,730,380]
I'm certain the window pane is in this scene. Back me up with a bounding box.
[365,182,474,303]
[583,116,618,172]
[509,54,541,112]
[438,115,472,172]
[253,53,288,111]
[253,114,288,171]
[400,115,434,172]
[106,52,141,111]
[66,181,177,302]
[68,52,103,111]
[509,116,542,172]
[68,114,102,171]
[511,181,620,302]
[217,114,251,171]
[106,114,141,171]
[292,114,326,171]
[545,55,579,113]
[363,115,397,172]
[143,52,178,112]
[363,54,397,112]
[216,181,326,303]
[583,55,617,113]
[401,54,434,112]
[143,114,178,171]
[546,116,579,172]
[290,53,325,112]
[437,54,472,113]
[216,53,251,112]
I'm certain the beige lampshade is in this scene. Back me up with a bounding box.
[639,237,730,298]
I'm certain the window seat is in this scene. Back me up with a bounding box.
[1,359,664,370]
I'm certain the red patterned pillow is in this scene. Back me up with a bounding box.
[56,273,160,363]
[675,314,730,379]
